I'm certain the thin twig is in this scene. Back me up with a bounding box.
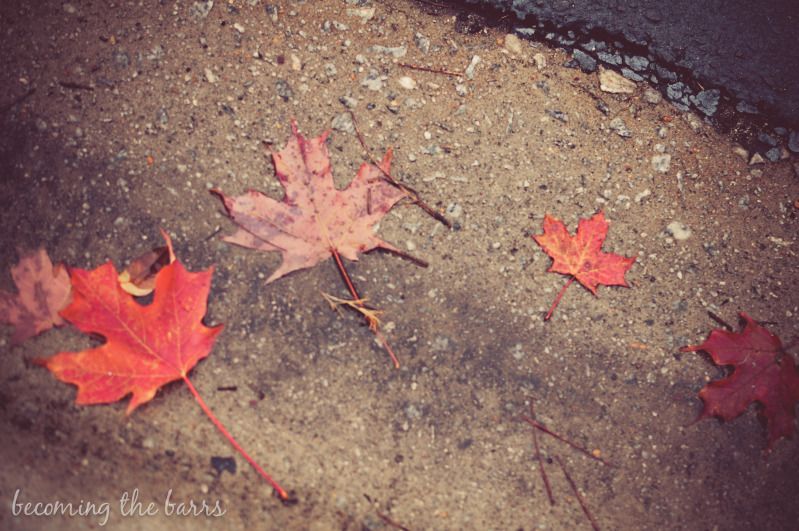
[529,402,555,505]
[520,416,614,467]
[707,310,732,331]
[330,246,400,368]
[347,110,451,228]
[204,226,223,241]
[398,62,462,77]
[377,511,411,531]
[556,456,600,531]
[379,247,429,268]
[415,0,452,9]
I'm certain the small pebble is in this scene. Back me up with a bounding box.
[732,146,749,160]
[736,101,758,114]
[331,112,355,134]
[398,76,417,90]
[788,131,799,153]
[634,189,651,203]
[757,132,778,147]
[651,154,671,173]
[414,33,431,54]
[339,96,358,109]
[690,89,720,116]
[370,45,407,58]
[347,6,375,21]
[572,49,597,72]
[624,55,649,71]
[642,89,661,104]
[666,221,691,241]
[275,79,293,101]
[504,34,523,55]
[609,117,632,138]
[599,68,636,94]
[765,147,781,162]
[465,55,481,80]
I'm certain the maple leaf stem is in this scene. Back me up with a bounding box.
[545,276,575,321]
[555,455,601,531]
[331,247,361,303]
[181,375,289,501]
[529,403,555,506]
[330,247,400,368]
[520,416,614,467]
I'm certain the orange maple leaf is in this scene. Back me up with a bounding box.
[533,211,635,320]
[211,120,407,283]
[0,248,72,344]
[681,313,799,451]
[38,230,288,499]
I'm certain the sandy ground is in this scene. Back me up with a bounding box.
[1,1,798,530]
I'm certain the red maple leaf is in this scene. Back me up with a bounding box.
[532,211,635,320]
[37,230,288,499]
[0,248,72,344]
[681,313,799,451]
[212,120,412,367]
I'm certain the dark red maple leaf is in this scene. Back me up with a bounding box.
[533,211,635,320]
[681,313,799,450]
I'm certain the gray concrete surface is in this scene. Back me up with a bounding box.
[463,0,799,127]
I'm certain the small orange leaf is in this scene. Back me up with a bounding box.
[533,211,636,320]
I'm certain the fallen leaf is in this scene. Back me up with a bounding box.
[681,313,799,450]
[212,120,409,367]
[40,231,220,413]
[212,120,406,283]
[118,245,172,296]
[0,248,72,344]
[533,211,635,320]
[37,230,288,498]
